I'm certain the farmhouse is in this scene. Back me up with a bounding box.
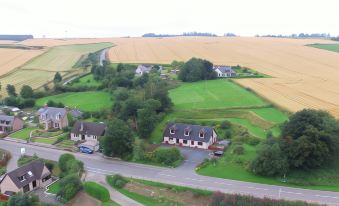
[163,123,217,149]
[0,115,24,133]
[37,106,68,130]
[213,65,236,77]
[0,161,52,195]
[135,64,153,76]
[70,121,107,151]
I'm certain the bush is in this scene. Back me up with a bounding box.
[83,182,110,202]
[57,174,82,202]
[246,136,261,146]
[153,147,182,166]
[233,145,245,155]
[106,174,128,189]
[220,120,231,129]
[45,162,54,172]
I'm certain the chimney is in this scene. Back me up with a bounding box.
[80,122,84,131]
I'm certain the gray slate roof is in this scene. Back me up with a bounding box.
[3,160,49,189]
[136,64,153,73]
[0,115,14,126]
[70,109,83,118]
[37,107,66,121]
[163,123,215,143]
[71,121,107,137]
[214,65,236,74]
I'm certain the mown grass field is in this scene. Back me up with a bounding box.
[0,42,112,96]
[69,74,101,87]
[169,79,268,110]
[36,91,113,112]
[310,44,339,53]
[10,128,36,140]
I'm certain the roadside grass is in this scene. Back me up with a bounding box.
[309,44,339,53]
[116,188,164,206]
[55,139,75,149]
[33,137,58,144]
[70,74,101,87]
[10,127,36,140]
[169,79,268,110]
[47,180,61,194]
[36,91,113,112]
[101,201,120,206]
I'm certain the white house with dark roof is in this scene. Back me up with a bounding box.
[71,121,107,151]
[37,106,68,130]
[163,123,217,149]
[135,64,153,76]
[213,65,236,77]
[0,161,52,195]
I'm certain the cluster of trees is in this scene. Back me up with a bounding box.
[57,154,84,202]
[7,192,55,206]
[178,58,217,82]
[332,36,339,41]
[250,109,339,177]
[3,84,45,108]
[142,32,217,37]
[257,33,331,38]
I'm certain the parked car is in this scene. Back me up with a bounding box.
[79,146,94,154]
[213,150,224,157]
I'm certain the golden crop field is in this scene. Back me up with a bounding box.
[108,37,339,117]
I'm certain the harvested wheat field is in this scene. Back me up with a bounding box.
[109,37,339,117]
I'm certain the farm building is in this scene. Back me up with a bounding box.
[163,123,217,149]
[135,64,153,76]
[213,65,236,77]
[37,106,68,130]
[0,160,52,195]
[71,121,107,151]
[0,115,24,133]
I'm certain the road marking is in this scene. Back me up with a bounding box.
[185,177,204,182]
[214,182,233,186]
[315,195,339,199]
[280,190,303,195]
[247,186,269,191]
[159,174,176,178]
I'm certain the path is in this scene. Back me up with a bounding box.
[1,140,339,206]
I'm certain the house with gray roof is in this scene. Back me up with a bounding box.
[213,65,236,77]
[163,123,217,149]
[71,121,107,151]
[0,161,52,195]
[37,106,68,130]
[135,64,153,76]
[0,115,24,133]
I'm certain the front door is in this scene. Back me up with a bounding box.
[32,180,37,188]
[81,135,85,140]
[23,184,30,193]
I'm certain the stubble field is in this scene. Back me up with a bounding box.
[108,37,339,117]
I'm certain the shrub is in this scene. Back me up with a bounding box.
[246,136,261,146]
[153,147,182,166]
[45,162,54,172]
[223,130,232,139]
[106,174,128,189]
[220,120,231,129]
[83,182,110,202]
[57,174,82,202]
[233,145,245,155]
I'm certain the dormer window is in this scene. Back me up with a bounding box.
[170,129,175,134]
[184,127,191,136]
[18,175,26,182]
[199,132,204,138]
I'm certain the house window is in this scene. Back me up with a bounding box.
[169,138,173,141]
[18,175,25,181]
[93,136,97,140]
[198,142,203,146]
[184,131,189,136]
[183,140,188,144]
[199,132,204,138]
[170,129,175,134]
[191,141,194,145]
[54,123,59,128]
[176,139,179,144]
[42,175,51,182]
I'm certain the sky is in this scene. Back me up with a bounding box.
[1,0,339,38]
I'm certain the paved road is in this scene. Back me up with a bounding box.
[1,140,339,206]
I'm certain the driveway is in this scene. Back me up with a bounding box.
[33,188,62,206]
[175,146,210,171]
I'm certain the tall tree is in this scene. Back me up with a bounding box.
[20,85,33,99]
[54,72,62,82]
[6,84,17,97]
[178,58,216,82]
[101,118,134,158]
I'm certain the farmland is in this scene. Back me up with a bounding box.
[0,42,112,96]
[36,91,113,112]
[108,37,339,117]
[309,44,339,53]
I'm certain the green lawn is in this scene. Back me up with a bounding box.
[102,201,120,206]
[70,74,101,87]
[36,91,113,112]
[169,79,268,110]
[46,180,60,194]
[309,44,339,53]
[55,139,74,149]
[117,188,169,206]
[249,108,289,124]
[33,137,58,144]
[10,128,36,140]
